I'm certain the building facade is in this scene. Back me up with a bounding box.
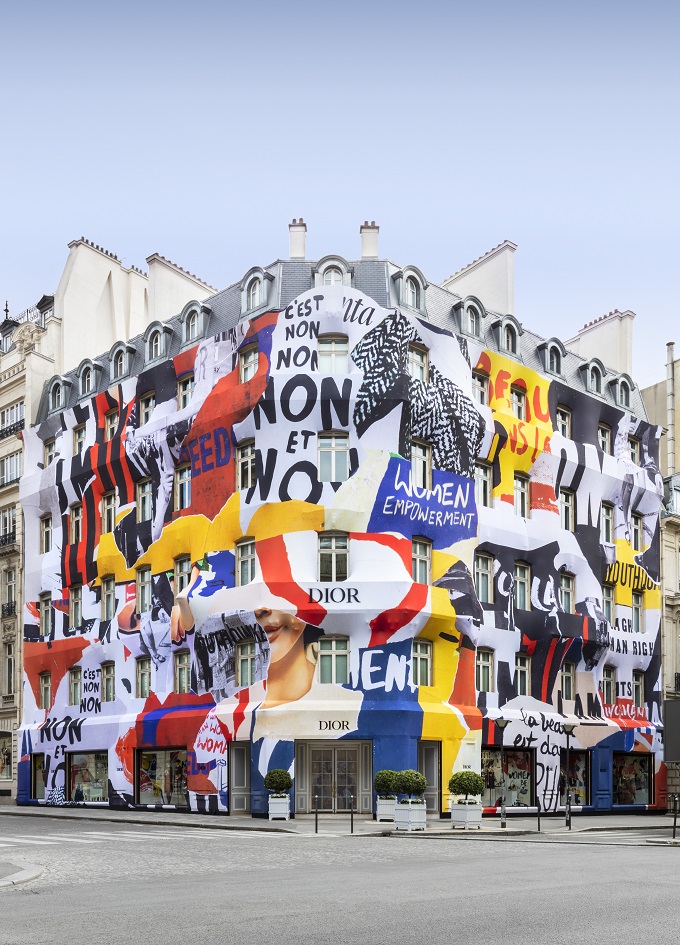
[18,225,665,814]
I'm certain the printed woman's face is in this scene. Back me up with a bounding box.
[254,608,305,663]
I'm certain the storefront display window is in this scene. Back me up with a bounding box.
[0,731,11,781]
[560,749,588,805]
[613,752,651,805]
[32,754,46,800]
[481,748,533,807]
[69,751,108,802]
[138,749,188,806]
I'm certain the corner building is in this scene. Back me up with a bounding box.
[18,231,665,814]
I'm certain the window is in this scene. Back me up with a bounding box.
[561,661,575,701]
[236,640,256,687]
[318,336,349,374]
[0,400,24,432]
[410,441,431,490]
[601,503,614,544]
[631,514,643,551]
[504,324,517,354]
[515,654,531,696]
[175,465,191,511]
[137,658,151,699]
[633,670,644,709]
[113,349,125,379]
[4,642,15,696]
[629,437,640,464]
[514,475,529,517]
[476,649,493,692]
[3,568,15,605]
[559,572,575,613]
[548,347,561,374]
[602,665,615,705]
[412,640,432,687]
[632,591,643,633]
[186,310,199,342]
[174,651,191,694]
[137,480,153,522]
[149,330,161,361]
[69,668,81,706]
[318,432,349,483]
[514,562,530,610]
[236,539,256,586]
[560,489,575,531]
[73,424,86,455]
[102,576,116,621]
[590,365,602,394]
[70,504,83,543]
[475,463,492,509]
[139,392,155,425]
[247,277,262,310]
[101,662,115,702]
[407,345,428,383]
[472,372,488,405]
[602,584,615,624]
[101,492,116,534]
[69,585,82,628]
[412,538,431,584]
[177,374,194,409]
[136,567,152,613]
[474,553,494,604]
[597,423,611,454]
[239,345,258,383]
[39,672,51,709]
[319,533,348,582]
[104,410,118,441]
[50,383,62,411]
[511,387,526,420]
[318,637,349,684]
[405,276,420,309]
[323,266,343,286]
[174,557,191,596]
[556,406,571,438]
[39,595,51,638]
[44,439,55,467]
[81,367,92,396]
[236,441,256,491]
[619,381,630,408]
[465,305,480,337]
[0,505,14,539]
[0,451,22,485]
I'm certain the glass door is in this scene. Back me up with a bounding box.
[310,745,358,812]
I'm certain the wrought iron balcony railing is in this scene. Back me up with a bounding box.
[0,419,24,440]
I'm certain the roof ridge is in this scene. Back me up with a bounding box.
[443,240,517,281]
[145,253,217,291]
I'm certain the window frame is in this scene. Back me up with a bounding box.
[318,335,349,375]
[174,650,191,695]
[139,391,156,426]
[177,374,194,410]
[602,665,616,705]
[39,671,52,710]
[174,464,191,511]
[411,538,431,585]
[515,653,531,696]
[102,575,116,621]
[474,552,494,604]
[633,670,644,709]
[101,491,116,535]
[101,662,115,703]
[236,639,256,688]
[318,532,349,583]
[44,438,55,467]
[597,423,612,454]
[239,345,259,383]
[407,344,429,383]
[513,474,529,518]
[137,479,153,523]
[601,502,614,544]
[39,594,52,638]
[504,324,517,354]
[556,406,571,439]
[472,371,489,406]
[631,514,643,551]
[561,661,575,701]
[73,424,86,456]
[136,567,152,614]
[559,489,575,532]
[559,572,575,614]
[317,636,350,685]
[510,386,526,420]
[318,432,350,483]
[104,409,118,442]
[412,639,433,687]
[69,584,82,628]
[476,648,493,693]
[629,437,640,464]
[174,556,191,597]
[236,539,256,587]
[602,584,615,624]
[632,590,643,633]
[137,657,152,699]
[70,504,83,544]
[69,667,82,707]
[236,440,256,491]
[514,561,531,611]
[410,440,432,491]
[475,462,492,509]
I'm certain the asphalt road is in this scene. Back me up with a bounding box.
[2,819,679,945]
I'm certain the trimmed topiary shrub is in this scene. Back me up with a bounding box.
[263,768,292,795]
[448,771,485,803]
[396,769,427,800]
[374,769,398,798]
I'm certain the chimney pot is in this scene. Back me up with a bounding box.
[359,220,379,259]
[289,218,307,259]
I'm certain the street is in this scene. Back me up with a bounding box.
[2,818,680,945]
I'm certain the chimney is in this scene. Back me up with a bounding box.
[289,218,307,259]
[360,220,379,259]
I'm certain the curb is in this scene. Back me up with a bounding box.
[0,865,43,888]
[0,809,296,834]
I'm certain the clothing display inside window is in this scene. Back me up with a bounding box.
[481,748,532,807]
[612,752,651,805]
[138,749,188,806]
[69,751,108,801]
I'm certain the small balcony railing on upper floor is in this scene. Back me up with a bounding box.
[0,419,24,440]
[1,601,16,617]
[0,530,16,547]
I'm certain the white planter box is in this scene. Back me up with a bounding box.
[268,796,291,821]
[394,802,427,831]
[376,798,397,822]
[450,803,482,830]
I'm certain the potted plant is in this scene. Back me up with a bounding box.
[448,771,485,830]
[394,769,428,831]
[264,768,292,821]
[374,770,398,821]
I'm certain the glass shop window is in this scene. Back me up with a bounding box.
[68,751,108,802]
[137,749,188,806]
[32,753,46,800]
[559,749,589,806]
[612,752,651,806]
[481,748,533,809]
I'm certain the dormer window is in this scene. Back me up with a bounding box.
[405,276,420,309]
[323,267,343,286]
[50,383,62,412]
[149,330,161,361]
[504,324,517,354]
[619,380,631,408]
[590,365,602,394]
[186,310,199,342]
[549,346,561,374]
[247,277,262,310]
[81,367,92,396]
[466,305,481,337]
[113,350,125,379]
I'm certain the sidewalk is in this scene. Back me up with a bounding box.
[0,804,675,838]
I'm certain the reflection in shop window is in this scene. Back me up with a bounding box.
[481,748,533,808]
[138,749,188,806]
[560,749,589,806]
[69,751,108,802]
[32,753,45,800]
[612,752,650,805]
[0,731,12,781]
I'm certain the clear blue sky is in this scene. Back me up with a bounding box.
[2,0,678,386]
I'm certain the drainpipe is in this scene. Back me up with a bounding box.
[668,342,675,476]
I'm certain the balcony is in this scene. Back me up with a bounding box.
[1,693,14,708]
[0,530,16,547]
[1,601,16,617]
[0,419,24,440]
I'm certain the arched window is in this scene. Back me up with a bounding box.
[247,277,262,310]
[549,346,561,374]
[504,324,517,354]
[590,365,602,394]
[466,306,480,336]
[323,267,343,286]
[81,367,92,396]
[406,276,420,309]
[149,330,161,361]
[50,383,62,412]
[619,380,630,408]
[113,350,125,379]
[186,311,199,342]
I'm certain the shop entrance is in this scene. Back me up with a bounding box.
[417,741,441,813]
[295,740,373,813]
